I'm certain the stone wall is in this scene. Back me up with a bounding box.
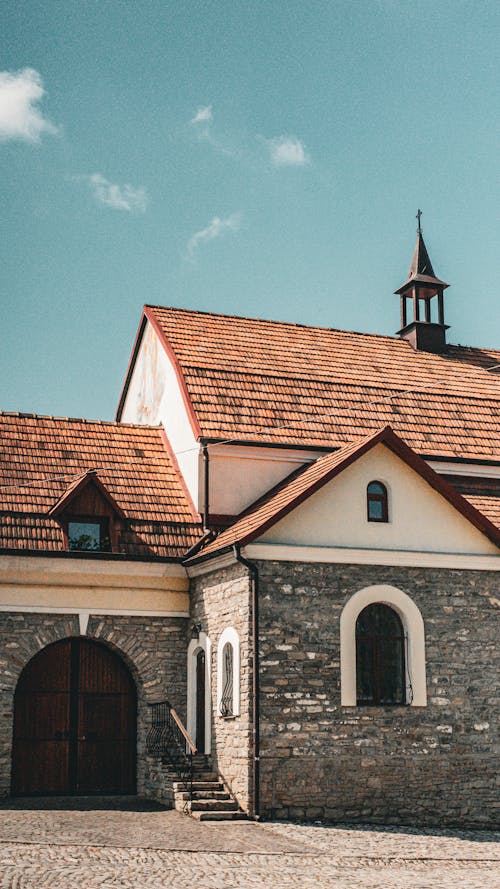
[256,560,499,827]
[0,611,188,802]
[190,563,252,812]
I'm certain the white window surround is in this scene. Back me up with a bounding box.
[216,627,240,718]
[340,584,427,707]
[187,632,212,754]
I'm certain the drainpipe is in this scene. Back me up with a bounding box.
[233,543,260,820]
[202,444,210,531]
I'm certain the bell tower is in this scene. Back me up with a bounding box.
[395,211,450,352]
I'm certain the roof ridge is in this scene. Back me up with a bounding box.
[146,304,498,354]
[0,410,162,429]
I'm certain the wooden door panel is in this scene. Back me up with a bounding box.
[14,740,69,794]
[14,693,70,739]
[79,640,132,694]
[77,741,135,794]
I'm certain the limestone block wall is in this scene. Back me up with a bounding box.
[0,612,188,802]
[190,563,252,811]
[256,560,499,827]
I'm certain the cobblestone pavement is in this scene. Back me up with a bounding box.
[0,799,498,888]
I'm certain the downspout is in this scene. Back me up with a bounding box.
[233,543,260,820]
[202,444,210,531]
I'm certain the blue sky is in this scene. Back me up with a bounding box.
[1,0,498,420]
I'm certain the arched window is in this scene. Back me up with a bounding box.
[367,481,388,522]
[356,603,405,705]
[217,628,240,718]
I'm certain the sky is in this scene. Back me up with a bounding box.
[1,0,499,421]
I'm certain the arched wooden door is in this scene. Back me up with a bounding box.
[12,638,136,795]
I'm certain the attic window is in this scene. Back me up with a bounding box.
[68,518,111,552]
[367,481,388,523]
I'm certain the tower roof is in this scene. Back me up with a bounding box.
[395,224,448,294]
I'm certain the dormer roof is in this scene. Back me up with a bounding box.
[48,470,126,519]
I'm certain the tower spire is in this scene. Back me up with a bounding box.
[394,214,450,353]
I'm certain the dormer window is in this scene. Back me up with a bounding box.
[367,481,388,522]
[68,518,111,552]
[48,471,125,555]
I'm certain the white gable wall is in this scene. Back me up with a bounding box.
[119,321,200,508]
[208,444,320,516]
[258,444,498,555]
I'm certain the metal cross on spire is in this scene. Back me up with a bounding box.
[416,208,423,233]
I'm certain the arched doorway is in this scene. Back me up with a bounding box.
[12,638,136,795]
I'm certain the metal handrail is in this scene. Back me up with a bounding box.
[169,706,197,754]
[146,700,196,808]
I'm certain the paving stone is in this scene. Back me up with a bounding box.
[0,805,498,888]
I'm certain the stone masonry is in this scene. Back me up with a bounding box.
[0,612,188,803]
[255,560,499,827]
[190,562,252,812]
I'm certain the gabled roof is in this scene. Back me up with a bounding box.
[118,305,500,462]
[48,470,126,519]
[0,413,202,558]
[188,426,500,561]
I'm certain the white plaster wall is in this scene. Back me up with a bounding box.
[259,444,499,555]
[208,445,320,516]
[120,321,199,506]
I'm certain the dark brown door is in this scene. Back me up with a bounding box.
[195,649,206,754]
[12,638,136,795]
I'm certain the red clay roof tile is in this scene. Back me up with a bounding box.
[142,306,500,462]
[191,427,500,560]
[0,413,202,557]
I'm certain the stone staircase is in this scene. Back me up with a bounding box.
[173,755,248,821]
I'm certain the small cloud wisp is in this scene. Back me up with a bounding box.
[84,173,148,212]
[187,213,241,259]
[0,68,59,143]
[191,105,213,125]
[268,136,310,167]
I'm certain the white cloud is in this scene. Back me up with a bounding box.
[268,136,310,167]
[187,213,241,257]
[0,68,59,143]
[84,173,148,212]
[191,105,213,125]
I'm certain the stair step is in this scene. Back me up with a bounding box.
[196,811,249,822]
[190,799,239,812]
[173,781,223,792]
[175,790,230,802]
[193,790,230,801]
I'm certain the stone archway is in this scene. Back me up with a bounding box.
[11,637,137,795]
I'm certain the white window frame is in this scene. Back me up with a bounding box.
[217,627,240,718]
[187,631,212,753]
[340,584,427,707]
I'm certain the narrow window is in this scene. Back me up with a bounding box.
[367,481,388,522]
[356,603,405,705]
[220,643,234,717]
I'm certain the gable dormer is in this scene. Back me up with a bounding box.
[49,471,126,553]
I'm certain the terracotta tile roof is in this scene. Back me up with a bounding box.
[140,306,500,461]
[190,427,500,561]
[0,413,202,558]
[464,495,500,529]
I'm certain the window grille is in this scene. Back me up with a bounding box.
[355,603,405,705]
[220,642,234,717]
